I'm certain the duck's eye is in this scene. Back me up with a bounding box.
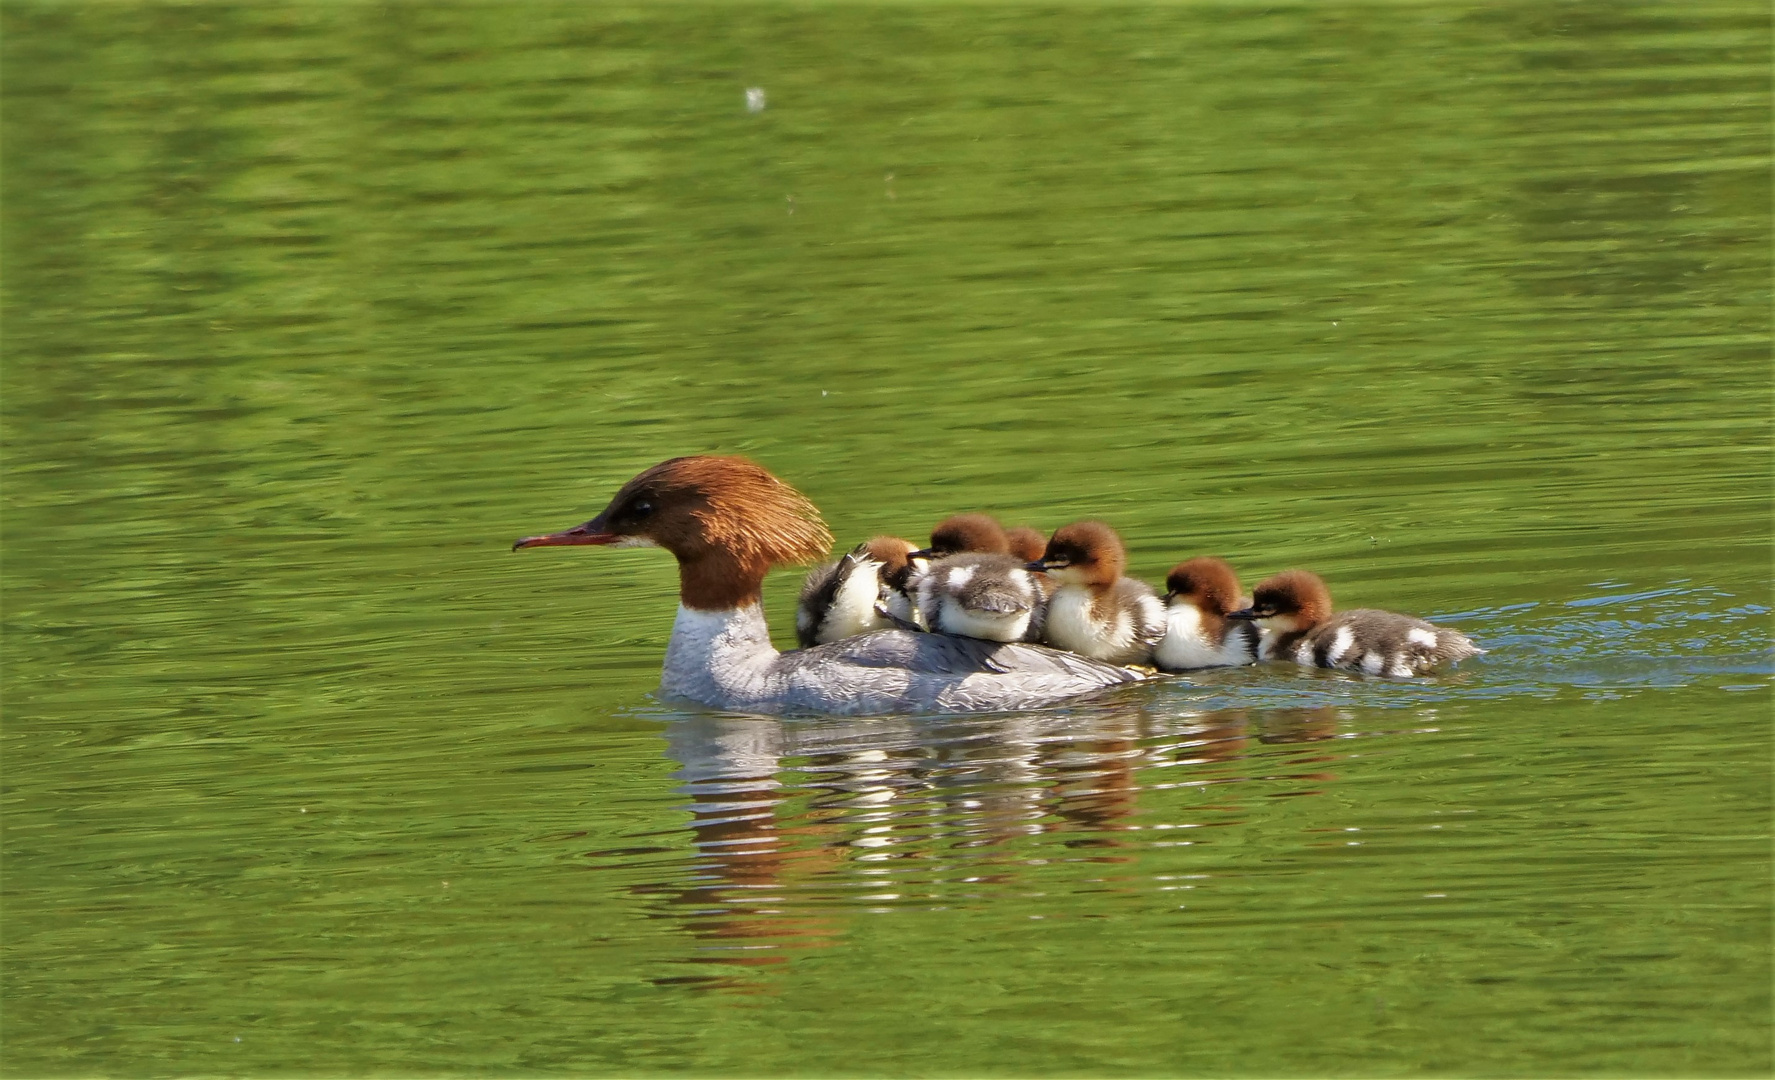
[630,499,654,518]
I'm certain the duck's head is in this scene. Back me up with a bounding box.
[514,455,832,609]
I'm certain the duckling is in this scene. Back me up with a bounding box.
[912,553,1047,642]
[907,514,1046,642]
[906,513,1012,564]
[1029,522,1165,665]
[1227,570,1484,677]
[796,536,918,647]
[1005,526,1048,564]
[1154,556,1260,670]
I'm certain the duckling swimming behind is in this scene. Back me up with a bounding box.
[1228,570,1483,677]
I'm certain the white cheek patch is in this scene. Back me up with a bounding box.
[608,536,659,549]
[1408,627,1438,649]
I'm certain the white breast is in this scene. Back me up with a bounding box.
[816,559,892,644]
[1044,585,1146,663]
[1154,603,1216,669]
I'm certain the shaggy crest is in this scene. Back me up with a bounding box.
[615,455,832,567]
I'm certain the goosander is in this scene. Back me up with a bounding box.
[513,456,1147,715]
[1227,570,1484,677]
[1153,556,1260,670]
[1005,526,1048,564]
[1029,522,1166,666]
[795,535,917,646]
[907,514,1047,643]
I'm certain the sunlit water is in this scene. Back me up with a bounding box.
[3,2,1769,1075]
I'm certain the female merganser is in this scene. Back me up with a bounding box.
[795,535,917,646]
[1029,522,1166,666]
[1226,570,1484,677]
[1153,556,1260,670]
[1005,526,1048,564]
[513,456,1147,715]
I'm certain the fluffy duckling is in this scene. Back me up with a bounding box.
[795,536,919,647]
[1227,570,1484,677]
[1005,526,1048,564]
[907,514,1046,642]
[1154,556,1260,670]
[907,513,1012,563]
[1029,522,1165,666]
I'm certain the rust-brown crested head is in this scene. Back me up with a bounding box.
[1165,556,1244,615]
[1036,521,1126,588]
[1247,569,1334,627]
[512,456,832,610]
[927,513,1009,556]
[1004,526,1048,564]
[593,455,832,569]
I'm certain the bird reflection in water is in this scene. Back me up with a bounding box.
[639,703,1349,990]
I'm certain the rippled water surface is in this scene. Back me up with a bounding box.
[3,2,1770,1075]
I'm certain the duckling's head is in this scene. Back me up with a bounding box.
[911,513,1009,561]
[1031,521,1125,589]
[856,535,919,588]
[1227,569,1333,633]
[1004,526,1048,564]
[1164,557,1245,616]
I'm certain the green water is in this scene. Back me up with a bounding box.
[3,2,1770,1075]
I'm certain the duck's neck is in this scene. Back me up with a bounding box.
[677,549,769,611]
[660,603,782,708]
